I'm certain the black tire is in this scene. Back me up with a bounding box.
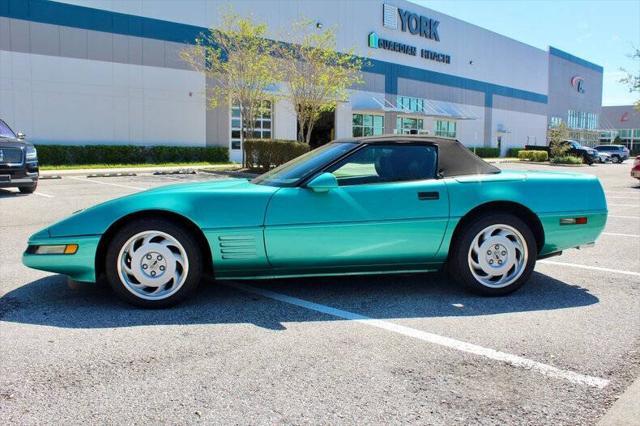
[18,181,37,194]
[104,218,203,308]
[448,213,537,296]
[611,155,620,164]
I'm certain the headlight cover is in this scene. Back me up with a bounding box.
[25,146,37,161]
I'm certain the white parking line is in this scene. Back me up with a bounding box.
[602,232,640,238]
[608,203,639,208]
[607,196,639,200]
[539,260,640,278]
[608,215,639,219]
[225,281,610,389]
[68,176,146,191]
[33,191,53,198]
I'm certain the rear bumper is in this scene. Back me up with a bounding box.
[539,210,607,256]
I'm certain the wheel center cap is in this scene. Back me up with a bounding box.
[484,243,509,266]
[139,251,167,278]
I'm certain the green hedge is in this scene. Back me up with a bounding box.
[550,155,583,165]
[507,148,523,158]
[518,150,549,162]
[468,147,500,158]
[244,139,310,170]
[34,144,228,166]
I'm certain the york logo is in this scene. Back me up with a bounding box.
[382,4,440,42]
[571,76,585,94]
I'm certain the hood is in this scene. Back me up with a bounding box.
[43,177,278,238]
[0,136,31,149]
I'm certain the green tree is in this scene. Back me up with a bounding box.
[619,48,640,112]
[276,20,364,144]
[548,122,570,157]
[180,13,282,165]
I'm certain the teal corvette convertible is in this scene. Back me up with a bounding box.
[23,136,607,307]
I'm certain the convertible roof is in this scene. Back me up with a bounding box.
[333,135,501,177]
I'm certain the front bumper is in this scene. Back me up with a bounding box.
[0,162,38,188]
[23,234,101,283]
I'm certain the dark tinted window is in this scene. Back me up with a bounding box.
[326,145,437,186]
[0,120,16,139]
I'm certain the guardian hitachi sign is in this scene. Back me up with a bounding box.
[383,3,440,42]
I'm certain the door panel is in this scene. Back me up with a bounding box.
[264,179,449,269]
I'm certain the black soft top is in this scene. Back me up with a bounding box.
[333,135,501,177]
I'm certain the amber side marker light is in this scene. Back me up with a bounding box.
[560,217,588,225]
[31,244,79,255]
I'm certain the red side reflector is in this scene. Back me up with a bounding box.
[575,217,588,225]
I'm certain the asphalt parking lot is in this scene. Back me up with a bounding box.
[1,163,638,425]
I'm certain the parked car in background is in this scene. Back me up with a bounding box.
[23,136,608,308]
[594,144,630,163]
[524,140,598,165]
[632,156,640,180]
[595,151,611,164]
[0,119,39,194]
[561,140,598,165]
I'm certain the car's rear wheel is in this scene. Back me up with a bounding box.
[19,181,37,194]
[449,213,537,296]
[105,219,202,308]
[611,155,620,163]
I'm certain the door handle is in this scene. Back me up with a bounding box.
[418,191,439,200]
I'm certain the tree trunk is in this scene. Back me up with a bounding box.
[305,120,316,145]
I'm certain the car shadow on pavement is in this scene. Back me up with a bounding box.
[0,188,26,198]
[0,271,599,330]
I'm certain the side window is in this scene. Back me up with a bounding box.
[326,145,437,186]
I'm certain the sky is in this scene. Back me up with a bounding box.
[413,0,640,106]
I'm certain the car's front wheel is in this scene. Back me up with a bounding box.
[19,181,37,194]
[449,213,537,296]
[105,219,203,308]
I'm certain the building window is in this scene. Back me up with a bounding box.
[567,110,598,130]
[550,117,563,128]
[396,117,424,134]
[352,114,384,137]
[397,96,424,113]
[434,120,456,138]
[230,100,272,150]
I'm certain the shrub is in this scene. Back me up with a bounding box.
[506,148,523,158]
[35,145,229,166]
[518,150,549,162]
[550,155,583,165]
[243,139,310,170]
[468,147,500,158]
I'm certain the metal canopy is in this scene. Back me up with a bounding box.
[351,95,477,120]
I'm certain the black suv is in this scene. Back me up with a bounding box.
[0,119,39,194]
[557,140,598,165]
[594,144,630,163]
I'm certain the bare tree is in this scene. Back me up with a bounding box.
[619,48,640,112]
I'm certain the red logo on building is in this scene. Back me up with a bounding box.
[571,76,585,94]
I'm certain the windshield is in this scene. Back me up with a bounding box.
[252,142,357,187]
[0,120,16,139]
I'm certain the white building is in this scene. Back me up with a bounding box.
[0,0,604,162]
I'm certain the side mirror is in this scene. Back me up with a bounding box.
[306,172,338,193]
[16,132,26,140]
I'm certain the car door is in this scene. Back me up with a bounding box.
[263,143,450,271]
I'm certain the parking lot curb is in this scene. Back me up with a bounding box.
[39,165,240,177]
[598,377,640,425]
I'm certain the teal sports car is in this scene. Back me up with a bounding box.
[23,136,607,307]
